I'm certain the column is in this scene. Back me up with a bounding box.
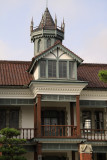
[34,103,37,138]
[79,144,92,160]
[37,94,41,137]
[76,95,80,136]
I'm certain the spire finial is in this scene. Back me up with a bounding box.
[55,14,57,29]
[30,17,34,34]
[46,0,48,8]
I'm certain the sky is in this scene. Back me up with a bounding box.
[0,0,107,63]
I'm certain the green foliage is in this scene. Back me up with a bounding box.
[0,128,27,160]
[98,70,107,83]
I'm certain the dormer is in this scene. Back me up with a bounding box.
[28,41,83,81]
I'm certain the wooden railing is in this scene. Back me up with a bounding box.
[41,125,77,138]
[81,129,107,141]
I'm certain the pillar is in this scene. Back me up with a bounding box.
[34,103,37,138]
[37,94,41,137]
[79,144,93,160]
[76,95,80,136]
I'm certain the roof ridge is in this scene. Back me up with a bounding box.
[0,60,31,64]
[81,63,107,66]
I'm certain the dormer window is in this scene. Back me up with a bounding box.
[39,60,76,79]
[38,39,41,52]
[40,60,46,77]
[59,61,67,78]
[48,60,56,78]
[47,39,51,48]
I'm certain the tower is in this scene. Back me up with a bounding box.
[30,8,65,56]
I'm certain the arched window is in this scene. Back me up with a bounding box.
[38,39,41,52]
[47,39,51,48]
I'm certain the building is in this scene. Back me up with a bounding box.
[0,7,107,160]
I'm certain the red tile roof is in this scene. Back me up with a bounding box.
[0,61,32,86]
[0,60,107,89]
[78,63,107,89]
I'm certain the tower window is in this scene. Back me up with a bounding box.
[38,39,41,52]
[47,39,51,48]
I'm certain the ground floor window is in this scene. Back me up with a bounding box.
[97,153,106,160]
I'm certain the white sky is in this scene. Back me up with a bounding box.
[0,0,107,63]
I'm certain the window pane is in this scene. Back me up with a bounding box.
[82,111,91,130]
[59,61,67,78]
[48,61,56,78]
[95,112,103,130]
[0,110,6,129]
[40,61,46,78]
[9,110,19,128]
[69,62,75,79]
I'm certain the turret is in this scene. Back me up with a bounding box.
[30,8,65,56]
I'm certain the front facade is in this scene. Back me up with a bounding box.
[0,7,107,160]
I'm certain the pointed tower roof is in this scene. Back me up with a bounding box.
[38,8,55,29]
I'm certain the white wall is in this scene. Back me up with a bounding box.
[21,106,34,128]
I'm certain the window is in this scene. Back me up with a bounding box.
[59,61,67,78]
[38,39,41,52]
[82,111,91,130]
[95,111,103,130]
[9,110,19,128]
[39,60,76,79]
[48,61,56,78]
[40,61,46,78]
[0,109,19,129]
[97,153,106,160]
[0,110,6,129]
[47,39,51,48]
[69,62,75,79]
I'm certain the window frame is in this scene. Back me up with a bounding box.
[39,59,76,79]
[0,108,19,129]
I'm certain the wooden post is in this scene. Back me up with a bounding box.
[34,103,37,138]
[76,95,80,136]
[37,94,41,137]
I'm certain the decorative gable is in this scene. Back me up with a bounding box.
[28,41,83,73]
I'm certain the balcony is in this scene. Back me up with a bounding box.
[5,127,107,141]
[81,129,107,141]
[41,125,77,138]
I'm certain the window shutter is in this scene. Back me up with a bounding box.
[0,110,6,129]
[9,110,19,129]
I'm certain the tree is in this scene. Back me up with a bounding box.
[98,70,107,83]
[0,128,27,160]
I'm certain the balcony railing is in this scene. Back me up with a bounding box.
[81,129,107,141]
[1,127,106,141]
[41,125,77,138]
